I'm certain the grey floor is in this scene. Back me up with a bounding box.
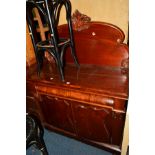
[26,129,112,155]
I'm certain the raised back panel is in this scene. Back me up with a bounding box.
[58,21,129,67]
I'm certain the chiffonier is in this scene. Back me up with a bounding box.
[26,22,129,155]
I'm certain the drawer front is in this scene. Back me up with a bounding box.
[35,85,121,108]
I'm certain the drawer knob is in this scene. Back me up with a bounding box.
[92,32,96,36]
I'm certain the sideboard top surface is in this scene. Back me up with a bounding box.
[27,62,128,100]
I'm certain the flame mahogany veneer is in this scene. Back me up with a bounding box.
[26,22,129,155]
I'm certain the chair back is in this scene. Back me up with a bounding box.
[26,0,79,81]
[26,0,48,49]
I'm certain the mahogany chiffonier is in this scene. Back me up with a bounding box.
[26,22,129,155]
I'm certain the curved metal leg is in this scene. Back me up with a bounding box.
[55,56,65,82]
[60,43,69,66]
[70,44,80,68]
[35,139,48,155]
[35,47,45,77]
[66,10,80,68]
[47,49,65,82]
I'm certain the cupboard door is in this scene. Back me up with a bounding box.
[72,102,125,146]
[40,95,76,135]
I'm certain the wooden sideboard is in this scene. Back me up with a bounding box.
[26,22,129,155]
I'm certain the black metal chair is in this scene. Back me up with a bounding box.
[26,0,79,81]
[26,114,48,155]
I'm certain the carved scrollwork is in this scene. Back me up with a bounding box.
[112,111,124,120]
[121,58,129,74]
[71,9,91,31]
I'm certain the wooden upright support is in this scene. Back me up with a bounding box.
[33,8,49,41]
[26,22,36,67]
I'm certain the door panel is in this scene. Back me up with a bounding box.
[72,101,125,146]
[40,95,75,134]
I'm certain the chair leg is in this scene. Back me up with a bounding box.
[67,19,80,68]
[40,147,48,155]
[57,61,65,82]
[35,54,41,77]
[55,56,65,82]
[37,62,42,77]
[36,49,44,77]
[35,121,48,155]
[35,139,48,155]
[70,44,80,68]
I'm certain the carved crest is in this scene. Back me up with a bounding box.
[71,9,91,31]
